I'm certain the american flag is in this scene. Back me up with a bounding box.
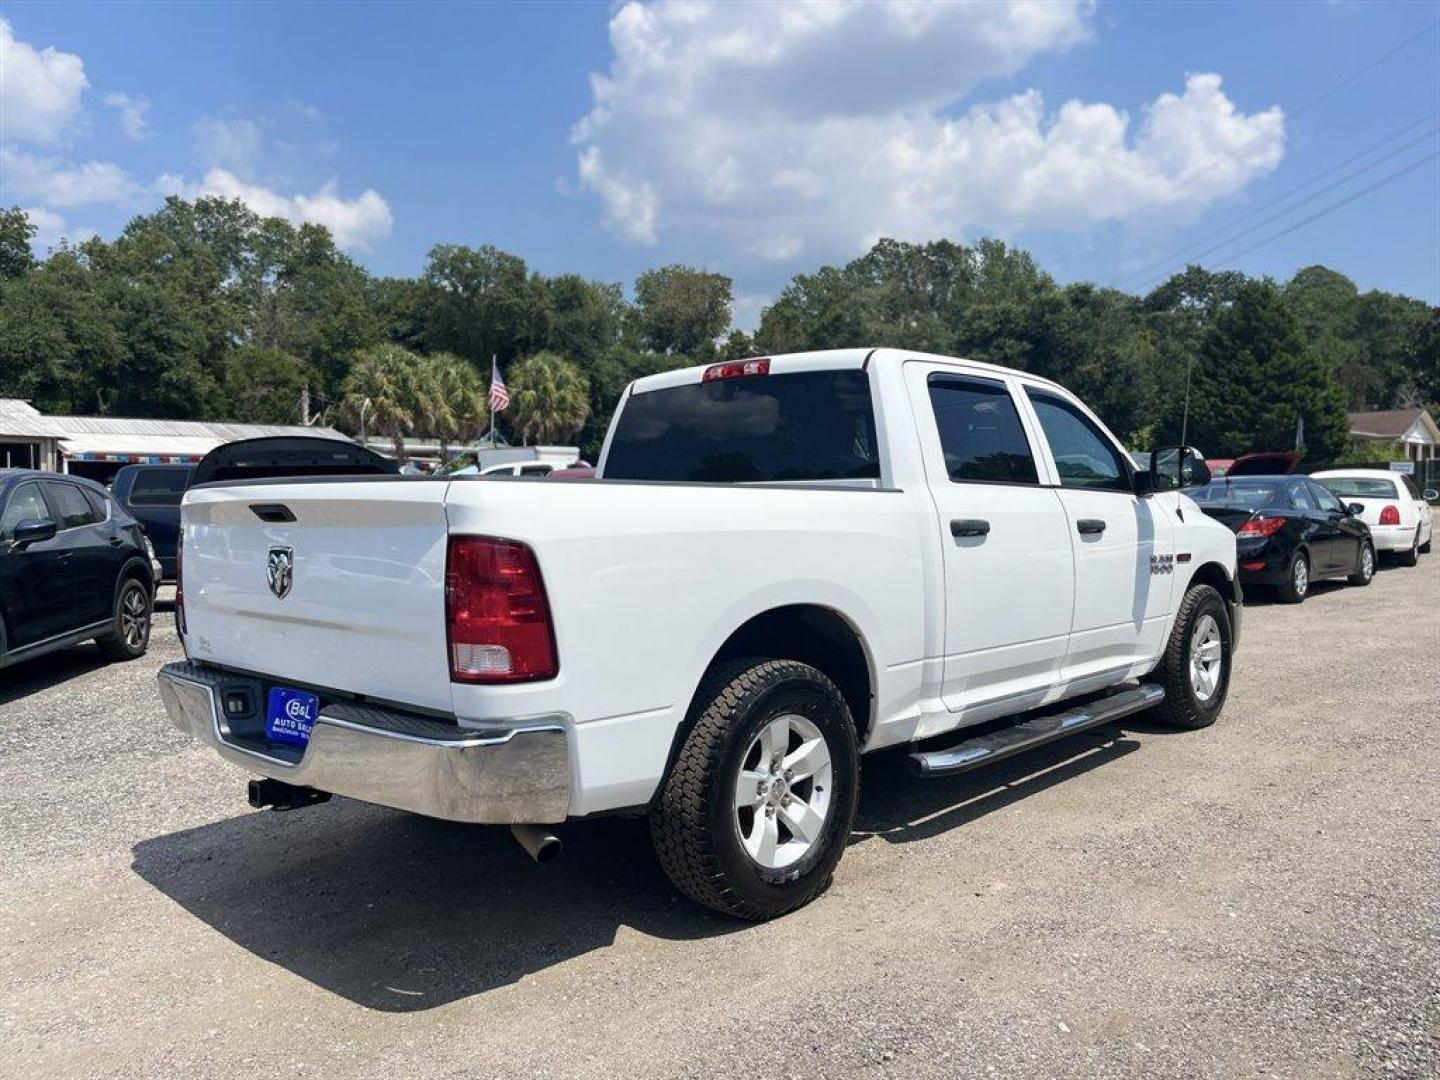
[489,357,510,413]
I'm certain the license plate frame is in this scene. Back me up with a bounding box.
[265,686,320,747]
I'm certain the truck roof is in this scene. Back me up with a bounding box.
[627,347,1064,396]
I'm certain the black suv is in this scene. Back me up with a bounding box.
[1,470,155,670]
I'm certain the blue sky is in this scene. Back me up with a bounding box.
[2,1,1436,327]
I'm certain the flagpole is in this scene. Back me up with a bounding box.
[489,354,497,448]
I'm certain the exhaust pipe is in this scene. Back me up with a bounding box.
[510,823,562,865]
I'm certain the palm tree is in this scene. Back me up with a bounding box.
[507,351,590,445]
[338,344,417,458]
[419,353,488,464]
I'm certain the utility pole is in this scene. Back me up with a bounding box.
[300,385,311,426]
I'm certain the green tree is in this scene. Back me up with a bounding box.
[337,344,418,456]
[0,207,38,281]
[633,265,732,354]
[418,352,488,462]
[1164,280,1350,461]
[507,351,590,445]
[420,244,547,364]
[220,347,310,424]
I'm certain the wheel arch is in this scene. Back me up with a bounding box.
[656,603,876,800]
[114,556,154,607]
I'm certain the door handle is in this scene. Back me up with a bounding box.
[1077,519,1107,535]
[950,518,990,538]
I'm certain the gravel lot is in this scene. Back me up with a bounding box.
[2,566,1437,1080]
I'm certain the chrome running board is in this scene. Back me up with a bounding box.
[908,683,1164,777]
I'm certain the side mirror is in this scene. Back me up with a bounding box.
[10,517,58,551]
[1347,503,1365,517]
[1425,488,1439,502]
[1148,446,1210,494]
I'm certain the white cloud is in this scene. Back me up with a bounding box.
[22,205,67,248]
[103,92,151,140]
[0,17,89,144]
[171,168,394,250]
[0,146,139,206]
[574,1,1285,263]
[192,115,262,174]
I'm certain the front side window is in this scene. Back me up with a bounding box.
[606,369,880,483]
[0,483,49,541]
[1308,481,1346,514]
[1025,390,1130,492]
[927,375,1038,485]
[44,482,99,529]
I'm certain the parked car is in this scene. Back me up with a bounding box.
[111,464,194,582]
[1,470,155,670]
[1189,474,1375,602]
[1312,468,1432,566]
[158,348,1240,920]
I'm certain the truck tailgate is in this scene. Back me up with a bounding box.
[180,480,454,712]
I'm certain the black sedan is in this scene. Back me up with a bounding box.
[1,469,155,670]
[1189,474,1375,603]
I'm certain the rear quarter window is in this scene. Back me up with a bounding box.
[605,369,880,484]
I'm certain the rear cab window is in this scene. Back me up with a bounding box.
[604,368,880,484]
[126,468,193,506]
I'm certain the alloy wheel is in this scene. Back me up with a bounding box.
[1188,613,1224,703]
[733,713,833,870]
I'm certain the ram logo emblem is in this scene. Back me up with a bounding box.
[267,546,295,599]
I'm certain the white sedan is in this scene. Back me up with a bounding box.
[1314,469,1433,566]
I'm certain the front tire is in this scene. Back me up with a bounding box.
[1277,551,1309,604]
[650,658,859,921]
[97,577,152,661]
[1347,542,1376,586]
[1144,583,1232,731]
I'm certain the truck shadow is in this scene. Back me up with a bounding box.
[130,727,1139,1013]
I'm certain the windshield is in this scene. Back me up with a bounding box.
[1319,476,1399,499]
[1190,478,1282,510]
[605,369,880,483]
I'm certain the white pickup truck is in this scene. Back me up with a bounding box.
[158,348,1240,919]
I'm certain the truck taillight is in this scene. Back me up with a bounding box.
[175,532,186,636]
[446,536,558,683]
[702,358,770,382]
[1237,515,1286,538]
[1379,504,1400,525]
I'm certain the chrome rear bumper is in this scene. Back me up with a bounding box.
[156,661,570,824]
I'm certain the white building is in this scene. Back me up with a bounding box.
[0,399,351,481]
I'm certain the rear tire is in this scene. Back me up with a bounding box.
[97,577,152,661]
[650,658,859,921]
[1144,583,1231,731]
[1347,542,1376,587]
[1277,551,1309,604]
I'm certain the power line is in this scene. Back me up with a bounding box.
[1126,123,1440,292]
[1117,111,1439,289]
[1207,150,1439,270]
[1051,18,1440,280]
[1146,20,1439,207]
